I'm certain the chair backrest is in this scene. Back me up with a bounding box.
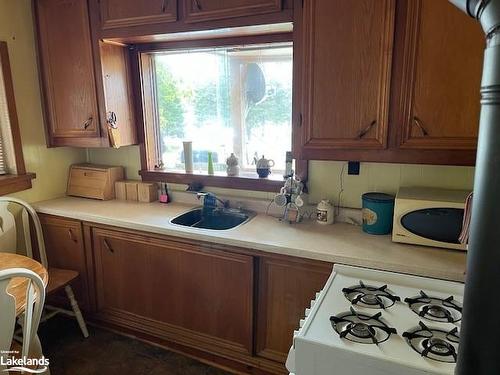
[0,267,45,362]
[0,197,47,269]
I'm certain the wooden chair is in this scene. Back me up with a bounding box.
[0,197,89,338]
[0,267,47,374]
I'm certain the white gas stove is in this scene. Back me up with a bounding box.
[286,264,464,375]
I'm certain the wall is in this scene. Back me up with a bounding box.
[0,0,86,202]
[89,145,475,209]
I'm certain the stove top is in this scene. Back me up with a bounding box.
[291,265,465,375]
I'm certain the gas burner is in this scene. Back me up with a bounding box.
[342,280,401,309]
[405,291,462,323]
[403,321,460,363]
[330,307,397,345]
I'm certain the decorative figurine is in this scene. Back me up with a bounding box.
[226,153,240,176]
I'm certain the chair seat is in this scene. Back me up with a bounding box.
[47,268,79,295]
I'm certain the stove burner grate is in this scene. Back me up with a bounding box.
[405,291,462,323]
[403,321,460,363]
[330,307,397,345]
[342,280,401,309]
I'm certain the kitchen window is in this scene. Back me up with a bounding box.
[138,34,298,191]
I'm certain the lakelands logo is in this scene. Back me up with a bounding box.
[1,350,49,374]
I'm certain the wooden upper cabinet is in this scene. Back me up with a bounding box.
[99,42,137,147]
[34,0,138,147]
[35,0,100,141]
[184,0,282,23]
[393,0,484,151]
[296,0,395,158]
[99,0,177,29]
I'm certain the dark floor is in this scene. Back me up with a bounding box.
[38,316,231,375]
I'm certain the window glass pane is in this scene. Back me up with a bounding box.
[154,42,292,176]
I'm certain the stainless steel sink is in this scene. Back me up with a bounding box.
[170,207,255,230]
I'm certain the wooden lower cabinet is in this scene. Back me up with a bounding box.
[91,227,254,358]
[36,221,336,374]
[256,256,332,362]
[39,214,90,310]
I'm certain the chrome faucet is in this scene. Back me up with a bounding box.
[196,192,229,208]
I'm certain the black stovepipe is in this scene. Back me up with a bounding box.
[449,1,500,374]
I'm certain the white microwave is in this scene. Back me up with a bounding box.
[392,187,470,251]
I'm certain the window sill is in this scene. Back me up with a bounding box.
[139,170,284,192]
[0,173,36,196]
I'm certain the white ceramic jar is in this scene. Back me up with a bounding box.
[316,199,335,225]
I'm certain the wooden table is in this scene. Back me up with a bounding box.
[0,252,48,316]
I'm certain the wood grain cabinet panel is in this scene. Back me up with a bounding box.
[92,228,254,356]
[34,0,138,147]
[393,0,484,151]
[39,214,90,310]
[35,0,100,140]
[296,0,395,157]
[256,256,332,363]
[99,42,137,147]
[184,0,282,23]
[99,0,177,29]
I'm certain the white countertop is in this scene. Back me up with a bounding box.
[33,197,467,282]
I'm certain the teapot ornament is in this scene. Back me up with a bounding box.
[254,155,275,178]
[226,153,240,176]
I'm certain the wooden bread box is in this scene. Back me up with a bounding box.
[67,164,124,200]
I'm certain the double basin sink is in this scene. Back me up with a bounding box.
[170,207,255,230]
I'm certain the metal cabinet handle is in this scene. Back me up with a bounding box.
[357,120,377,139]
[103,239,114,253]
[194,0,202,10]
[413,116,429,136]
[297,112,303,127]
[68,228,77,243]
[83,117,93,130]
[162,0,168,12]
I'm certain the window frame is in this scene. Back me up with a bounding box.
[135,32,306,192]
[0,42,35,195]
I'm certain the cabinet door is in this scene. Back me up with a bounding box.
[100,0,177,29]
[296,0,395,158]
[92,228,254,355]
[39,215,90,310]
[256,256,331,363]
[99,42,137,147]
[35,0,99,141]
[184,0,282,23]
[394,0,484,151]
